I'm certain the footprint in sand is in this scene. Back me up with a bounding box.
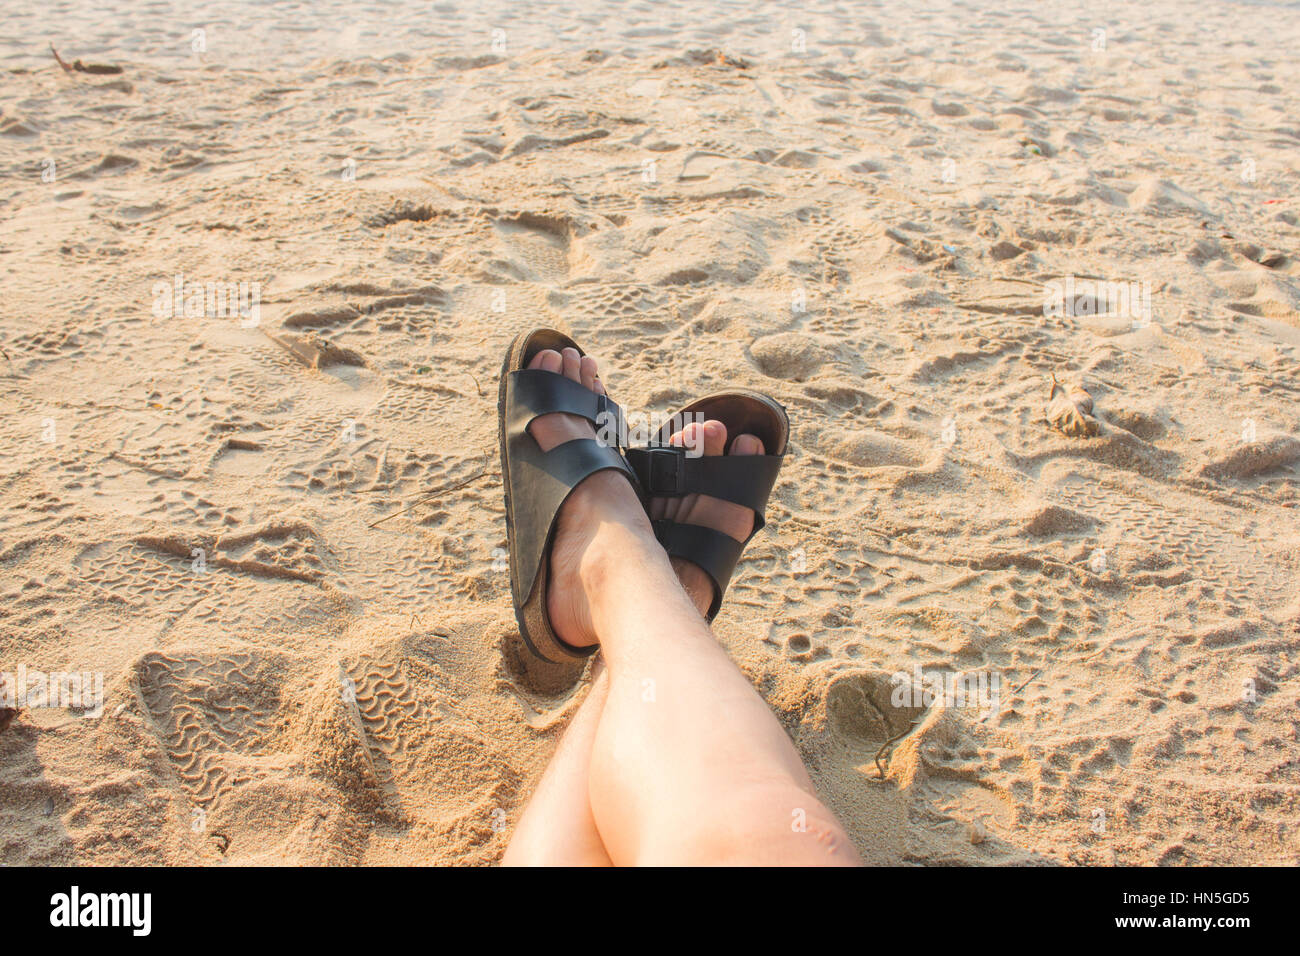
[493,213,575,284]
[135,650,288,808]
[1198,434,1300,482]
[825,670,927,746]
[319,639,516,833]
[749,332,831,381]
[802,424,928,469]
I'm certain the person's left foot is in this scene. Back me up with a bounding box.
[649,420,765,618]
[524,347,657,650]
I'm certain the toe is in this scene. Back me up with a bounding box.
[579,355,598,391]
[678,421,706,459]
[731,433,765,456]
[703,420,728,457]
[561,347,583,383]
[530,349,563,374]
[669,424,694,448]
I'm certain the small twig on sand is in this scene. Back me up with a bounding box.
[367,469,496,528]
[1009,666,1044,697]
[979,665,1047,725]
[50,44,74,73]
[863,695,920,780]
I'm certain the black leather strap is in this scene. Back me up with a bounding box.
[507,368,625,447]
[626,444,782,530]
[652,520,744,621]
[629,442,784,621]
[536,437,634,492]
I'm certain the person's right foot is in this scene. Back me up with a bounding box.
[650,420,765,618]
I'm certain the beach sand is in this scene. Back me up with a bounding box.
[1,0,1298,865]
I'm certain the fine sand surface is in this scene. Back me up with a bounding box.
[2,0,1299,865]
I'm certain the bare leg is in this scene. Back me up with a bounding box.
[582,514,857,865]
[504,347,859,866]
[502,664,612,866]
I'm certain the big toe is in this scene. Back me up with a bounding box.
[731,433,765,457]
[674,419,726,458]
[529,348,563,374]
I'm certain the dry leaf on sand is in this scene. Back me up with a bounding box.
[1046,374,1100,437]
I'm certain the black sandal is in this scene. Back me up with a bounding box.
[498,328,642,664]
[625,391,789,622]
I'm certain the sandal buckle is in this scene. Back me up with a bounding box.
[644,445,686,495]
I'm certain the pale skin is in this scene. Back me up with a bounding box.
[502,347,860,866]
